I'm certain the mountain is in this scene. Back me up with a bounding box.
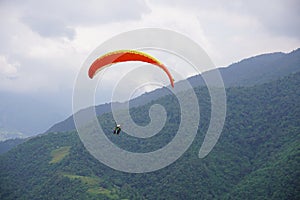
[189,48,300,87]
[0,49,299,140]
[46,90,172,134]
[0,90,72,138]
[219,48,300,86]
[0,138,26,154]
[1,71,299,199]
[46,48,300,134]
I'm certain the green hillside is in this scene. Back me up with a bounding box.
[0,72,299,199]
[0,138,25,154]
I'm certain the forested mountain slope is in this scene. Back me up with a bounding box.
[0,72,299,199]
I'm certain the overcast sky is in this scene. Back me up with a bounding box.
[0,0,299,102]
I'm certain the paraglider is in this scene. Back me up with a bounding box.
[88,50,175,88]
[113,124,121,135]
[88,50,175,136]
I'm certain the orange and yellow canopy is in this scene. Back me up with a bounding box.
[88,50,174,88]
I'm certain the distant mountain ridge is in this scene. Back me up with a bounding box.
[188,48,300,87]
[0,138,25,154]
[47,48,300,134]
[0,90,71,138]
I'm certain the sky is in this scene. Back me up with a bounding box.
[0,0,299,123]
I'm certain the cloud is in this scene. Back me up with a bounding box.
[149,0,300,37]
[0,0,152,93]
[3,0,150,39]
[22,16,76,39]
[147,0,300,66]
[0,6,78,93]
[0,0,299,101]
[231,0,300,38]
[0,55,19,79]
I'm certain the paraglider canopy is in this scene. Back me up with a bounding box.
[88,50,175,88]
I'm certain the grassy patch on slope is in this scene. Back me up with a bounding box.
[49,146,71,164]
